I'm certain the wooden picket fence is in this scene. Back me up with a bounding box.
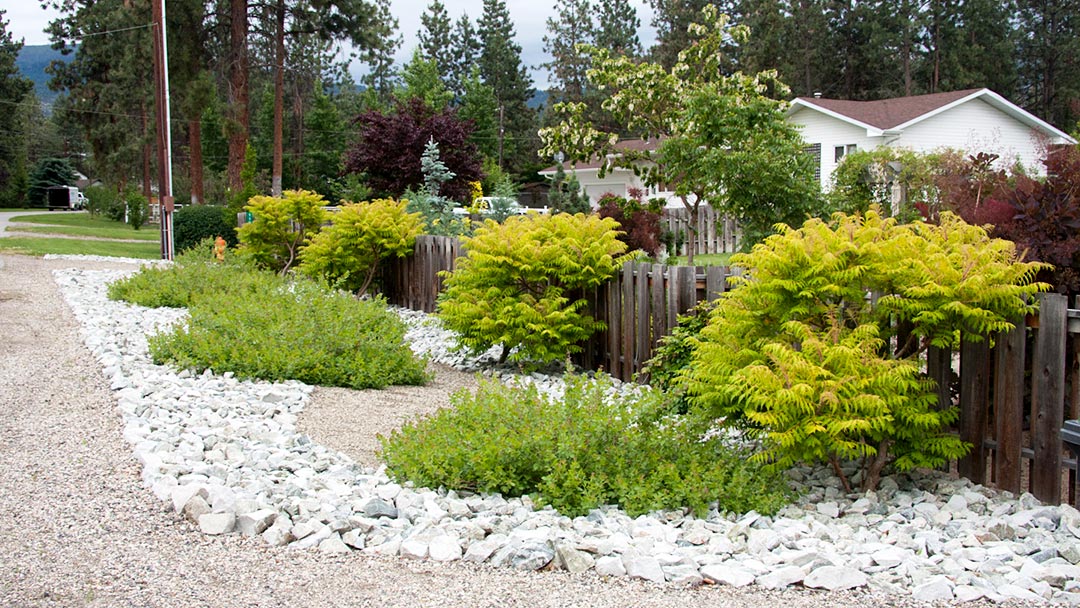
[942,293,1079,506]
[382,235,1080,508]
[660,206,740,256]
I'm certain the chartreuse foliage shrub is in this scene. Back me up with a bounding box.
[685,208,1049,492]
[438,213,630,365]
[379,375,791,517]
[298,199,423,296]
[148,275,428,390]
[107,238,260,308]
[238,189,327,273]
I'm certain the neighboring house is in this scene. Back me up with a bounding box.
[786,88,1077,190]
[538,139,682,209]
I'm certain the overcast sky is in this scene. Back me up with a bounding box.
[4,0,657,89]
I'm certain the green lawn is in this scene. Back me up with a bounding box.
[0,237,161,259]
[11,212,155,233]
[7,223,159,241]
[669,252,734,267]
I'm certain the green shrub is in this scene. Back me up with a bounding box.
[379,375,792,517]
[299,199,423,296]
[148,275,428,389]
[85,185,123,219]
[174,204,237,252]
[108,239,259,308]
[685,208,1049,491]
[437,213,629,365]
[238,189,327,273]
[124,187,149,229]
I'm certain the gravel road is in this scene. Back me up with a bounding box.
[0,253,1029,608]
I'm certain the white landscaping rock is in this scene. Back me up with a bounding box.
[756,565,805,589]
[803,566,867,591]
[198,512,236,535]
[700,564,755,587]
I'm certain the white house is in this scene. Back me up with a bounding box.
[538,139,681,208]
[786,88,1077,189]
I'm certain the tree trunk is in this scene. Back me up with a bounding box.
[227,0,249,192]
[189,118,204,204]
[271,0,285,197]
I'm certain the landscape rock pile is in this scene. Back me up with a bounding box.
[55,265,1080,605]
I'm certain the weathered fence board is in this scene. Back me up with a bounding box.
[992,320,1027,494]
[1032,293,1067,503]
[660,207,740,256]
[959,338,991,484]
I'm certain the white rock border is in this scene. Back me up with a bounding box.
[53,263,1080,605]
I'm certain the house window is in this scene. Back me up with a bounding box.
[804,143,821,183]
[834,144,857,163]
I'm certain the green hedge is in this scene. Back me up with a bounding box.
[174,205,237,252]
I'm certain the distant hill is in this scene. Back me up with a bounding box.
[15,44,72,109]
[528,89,549,110]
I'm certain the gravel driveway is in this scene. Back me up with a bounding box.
[0,253,1029,608]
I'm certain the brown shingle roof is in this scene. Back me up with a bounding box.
[794,89,983,130]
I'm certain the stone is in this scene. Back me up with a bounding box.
[170,485,208,513]
[182,495,212,523]
[953,585,985,603]
[871,546,913,569]
[803,566,868,591]
[595,555,626,577]
[341,529,366,550]
[664,564,704,586]
[554,544,595,574]
[318,533,351,554]
[236,509,276,537]
[756,565,805,589]
[998,584,1045,602]
[746,529,782,554]
[463,535,505,563]
[700,564,755,587]
[816,502,840,518]
[429,536,462,562]
[198,512,236,535]
[363,498,398,519]
[622,553,666,584]
[261,517,293,547]
[912,576,954,602]
[400,538,429,560]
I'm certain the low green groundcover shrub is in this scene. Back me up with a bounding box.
[110,241,428,390]
[107,239,261,308]
[148,276,428,390]
[379,375,792,518]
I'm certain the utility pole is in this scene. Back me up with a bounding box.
[152,0,175,260]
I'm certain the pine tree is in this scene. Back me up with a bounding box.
[450,15,482,99]
[398,48,454,110]
[0,11,32,207]
[543,0,596,104]
[1016,0,1080,130]
[595,0,641,57]
[418,1,455,92]
[477,0,537,173]
[459,69,500,161]
[647,0,711,69]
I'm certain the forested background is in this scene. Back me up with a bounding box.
[1,0,1078,209]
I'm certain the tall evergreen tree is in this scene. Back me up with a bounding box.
[458,68,500,161]
[398,48,454,110]
[647,0,711,69]
[543,0,596,104]
[595,0,641,57]
[450,15,482,98]
[419,1,455,92]
[1016,0,1080,130]
[477,0,536,173]
[0,11,33,207]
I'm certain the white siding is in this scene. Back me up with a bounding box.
[787,108,883,189]
[893,99,1048,173]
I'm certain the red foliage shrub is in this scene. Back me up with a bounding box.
[596,192,662,258]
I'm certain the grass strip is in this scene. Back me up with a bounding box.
[0,237,161,259]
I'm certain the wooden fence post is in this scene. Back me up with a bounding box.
[958,337,991,483]
[1032,293,1067,503]
[993,319,1027,494]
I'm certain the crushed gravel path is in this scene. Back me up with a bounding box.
[0,253,1032,608]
